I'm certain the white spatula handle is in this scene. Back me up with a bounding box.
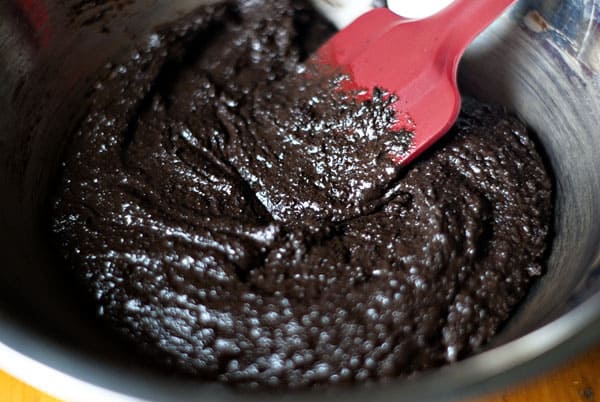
[310,0,457,29]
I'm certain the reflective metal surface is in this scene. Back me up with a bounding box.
[0,0,599,401]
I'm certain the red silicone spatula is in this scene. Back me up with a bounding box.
[315,0,517,166]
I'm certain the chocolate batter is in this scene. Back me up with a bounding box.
[49,0,553,388]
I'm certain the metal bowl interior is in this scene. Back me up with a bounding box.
[0,0,599,401]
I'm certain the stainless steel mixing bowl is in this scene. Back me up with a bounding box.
[1,0,599,401]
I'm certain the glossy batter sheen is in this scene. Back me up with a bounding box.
[50,0,553,388]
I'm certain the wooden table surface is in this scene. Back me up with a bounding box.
[1,344,599,402]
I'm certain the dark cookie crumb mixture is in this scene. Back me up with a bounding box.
[49,0,553,388]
